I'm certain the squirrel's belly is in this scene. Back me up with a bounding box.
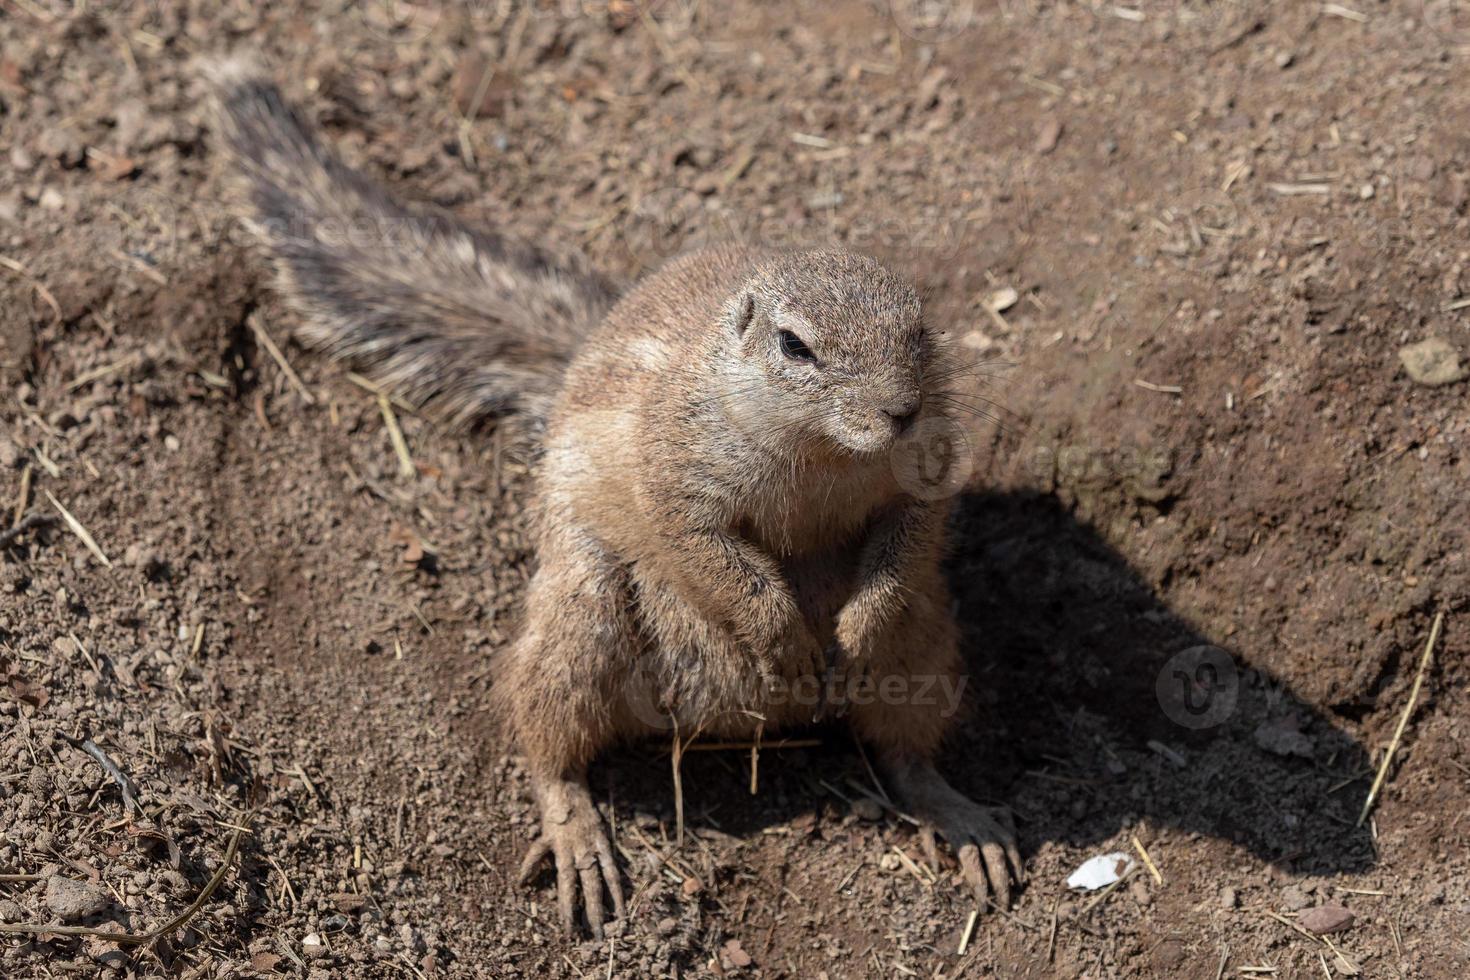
[620,565,852,739]
[618,651,842,740]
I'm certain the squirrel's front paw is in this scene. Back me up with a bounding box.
[744,610,825,682]
[774,620,828,682]
[833,600,890,664]
[518,780,625,938]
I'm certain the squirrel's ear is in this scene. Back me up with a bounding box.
[722,290,756,338]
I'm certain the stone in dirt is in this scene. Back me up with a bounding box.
[721,939,753,969]
[1035,116,1063,154]
[1399,338,1466,387]
[1299,904,1354,935]
[1254,715,1314,759]
[44,875,109,921]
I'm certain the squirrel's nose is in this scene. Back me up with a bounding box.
[885,396,922,434]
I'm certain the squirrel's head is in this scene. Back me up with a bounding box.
[720,249,934,456]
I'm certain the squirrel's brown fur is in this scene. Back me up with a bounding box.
[211,58,1022,937]
[207,55,617,429]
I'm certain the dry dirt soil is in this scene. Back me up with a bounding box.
[2,1,1469,977]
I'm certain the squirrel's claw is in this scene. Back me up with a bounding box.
[518,789,625,938]
[887,759,1024,913]
[923,803,1023,912]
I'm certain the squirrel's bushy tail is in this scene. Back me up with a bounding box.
[206,56,617,428]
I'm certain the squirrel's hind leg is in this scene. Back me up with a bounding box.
[844,602,1025,913]
[498,531,636,938]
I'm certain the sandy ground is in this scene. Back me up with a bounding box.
[1,1,1468,977]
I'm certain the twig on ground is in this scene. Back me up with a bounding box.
[247,313,316,405]
[671,737,820,753]
[749,722,761,796]
[378,393,416,479]
[1358,611,1445,826]
[0,808,254,945]
[65,354,140,392]
[956,907,978,955]
[0,511,55,550]
[68,737,143,815]
[0,254,63,324]
[345,372,416,412]
[1079,865,1138,916]
[890,844,932,887]
[625,822,695,882]
[12,462,32,526]
[43,490,112,567]
[1131,834,1164,884]
[854,738,893,805]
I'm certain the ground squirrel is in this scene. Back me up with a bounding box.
[210,58,1022,937]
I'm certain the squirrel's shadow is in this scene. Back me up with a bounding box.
[602,488,1375,879]
[942,489,1374,877]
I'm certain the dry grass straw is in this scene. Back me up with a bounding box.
[0,810,254,945]
[1358,611,1445,826]
[43,489,111,567]
[247,313,316,404]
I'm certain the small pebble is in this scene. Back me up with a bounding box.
[1399,337,1466,387]
[1299,904,1355,935]
[721,938,753,969]
[44,875,110,921]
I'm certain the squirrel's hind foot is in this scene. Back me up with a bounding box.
[518,776,625,938]
[888,759,1025,912]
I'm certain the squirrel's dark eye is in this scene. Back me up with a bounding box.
[779,330,817,363]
